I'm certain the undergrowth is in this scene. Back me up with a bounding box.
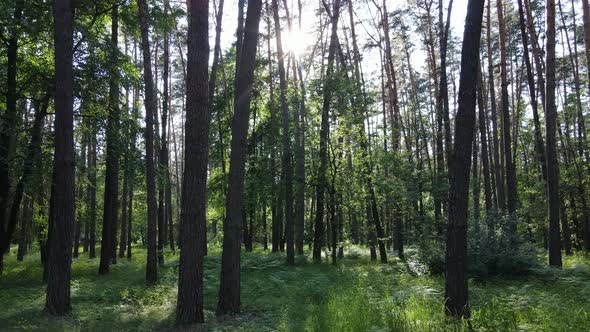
[0,245,589,331]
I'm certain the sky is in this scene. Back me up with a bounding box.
[213,0,469,83]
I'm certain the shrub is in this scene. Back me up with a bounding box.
[415,213,540,277]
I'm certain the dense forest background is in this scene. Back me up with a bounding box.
[1,0,590,329]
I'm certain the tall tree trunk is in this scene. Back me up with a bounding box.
[496,0,517,216]
[176,0,209,324]
[119,141,130,258]
[138,0,158,285]
[545,0,562,267]
[582,0,590,97]
[88,125,97,259]
[477,66,493,213]
[294,5,306,255]
[487,0,504,212]
[439,0,454,172]
[100,7,120,274]
[445,0,485,318]
[45,0,75,314]
[0,0,24,271]
[272,0,295,266]
[517,0,547,185]
[73,135,87,258]
[217,0,262,315]
[158,0,172,264]
[314,0,341,264]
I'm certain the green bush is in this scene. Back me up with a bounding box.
[416,213,540,278]
[468,213,540,277]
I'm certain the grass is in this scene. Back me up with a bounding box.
[1,245,589,331]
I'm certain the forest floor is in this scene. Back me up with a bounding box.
[1,246,589,331]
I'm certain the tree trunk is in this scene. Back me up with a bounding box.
[477,66,493,213]
[100,7,121,274]
[314,0,341,264]
[45,0,75,315]
[517,0,547,185]
[487,0,504,212]
[138,0,158,285]
[217,0,262,316]
[445,0,485,318]
[88,126,97,259]
[496,0,517,216]
[175,0,210,324]
[0,0,25,271]
[272,0,295,266]
[582,0,590,97]
[545,0,562,267]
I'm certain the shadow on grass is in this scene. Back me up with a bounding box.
[2,246,590,331]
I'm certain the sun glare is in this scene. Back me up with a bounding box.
[283,29,311,56]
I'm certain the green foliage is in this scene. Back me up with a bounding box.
[415,214,541,278]
[468,214,541,277]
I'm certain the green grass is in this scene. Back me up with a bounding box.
[1,246,589,331]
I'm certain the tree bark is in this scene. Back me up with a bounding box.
[45,0,75,314]
[487,0,504,212]
[496,0,517,216]
[100,7,121,274]
[477,66,493,213]
[517,0,547,185]
[176,0,210,324]
[272,0,295,266]
[545,0,562,267]
[445,0,485,318]
[217,0,262,316]
[138,0,158,285]
[0,0,24,270]
[314,0,341,264]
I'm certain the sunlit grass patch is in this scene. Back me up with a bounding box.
[1,245,589,331]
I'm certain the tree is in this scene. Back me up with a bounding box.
[176,0,210,324]
[45,0,75,315]
[99,6,121,274]
[0,0,24,274]
[217,0,263,316]
[138,0,158,285]
[272,0,295,266]
[445,0,485,318]
[496,0,517,216]
[545,0,562,268]
[314,0,341,264]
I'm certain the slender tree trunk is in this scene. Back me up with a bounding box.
[314,0,341,264]
[88,125,97,259]
[0,0,25,271]
[119,143,129,258]
[272,0,295,266]
[582,0,590,97]
[138,0,158,285]
[217,0,262,315]
[445,0,485,318]
[73,136,87,259]
[100,7,120,274]
[545,0,562,267]
[497,0,517,216]
[45,0,75,314]
[176,0,210,324]
[477,66,493,213]
[487,0,504,212]
[517,0,547,187]
[294,47,306,256]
